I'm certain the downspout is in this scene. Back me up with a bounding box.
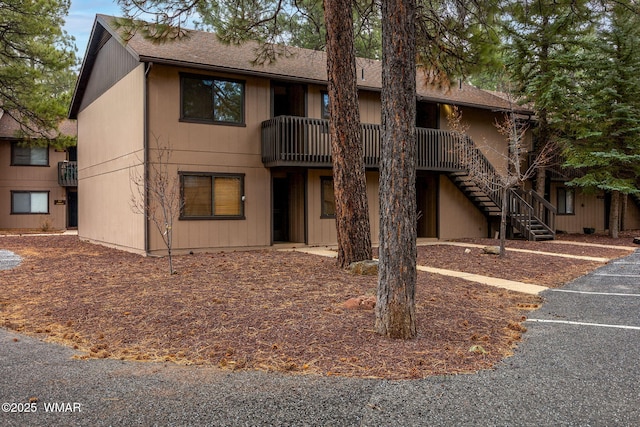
[144,62,153,255]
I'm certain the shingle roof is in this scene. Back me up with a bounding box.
[71,14,532,117]
[0,111,76,140]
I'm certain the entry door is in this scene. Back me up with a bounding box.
[272,173,306,243]
[272,82,306,117]
[416,174,437,238]
[67,189,78,228]
[273,177,289,242]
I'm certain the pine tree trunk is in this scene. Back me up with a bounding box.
[375,0,417,340]
[621,193,628,231]
[609,190,620,238]
[324,0,372,268]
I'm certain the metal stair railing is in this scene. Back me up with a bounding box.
[451,134,556,240]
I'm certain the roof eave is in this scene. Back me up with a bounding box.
[137,55,386,92]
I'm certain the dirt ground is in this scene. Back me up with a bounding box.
[0,232,636,379]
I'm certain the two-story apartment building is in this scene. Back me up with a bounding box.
[0,111,77,232]
[68,15,639,255]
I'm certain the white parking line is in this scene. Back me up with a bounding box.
[527,318,640,330]
[549,289,640,297]
[594,273,640,278]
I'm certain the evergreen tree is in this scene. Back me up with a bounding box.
[193,0,381,60]
[0,0,77,144]
[563,1,640,237]
[501,0,593,195]
[416,0,502,84]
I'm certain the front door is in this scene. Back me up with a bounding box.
[272,82,306,117]
[416,174,438,238]
[272,172,306,244]
[67,189,78,228]
[273,177,289,242]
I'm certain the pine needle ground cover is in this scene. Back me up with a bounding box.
[0,234,633,379]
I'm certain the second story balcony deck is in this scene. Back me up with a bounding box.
[261,115,469,171]
[58,161,78,187]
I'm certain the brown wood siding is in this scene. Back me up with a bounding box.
[79,35,139,113]
[440,104,510,175]
[78,64,146,253]
[439,174,488,239]
[0,142,68,230]
[624,197,640,230]
[145,65,272,253]
[553,184,607,234]
[307,169,379,246]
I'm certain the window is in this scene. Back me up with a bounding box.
[11,143,48,166]
[557,187,574,214]
[321,176,335,218]
[321,92,330,120]
[11,191,49,214]
[181,173,245,219]
[181,74,245,125]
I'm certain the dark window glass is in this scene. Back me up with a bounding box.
[321,92,330,120]
[12,143,48,166]
[557,187,574,214]
[11,191,49,213]
[181,75,244,124]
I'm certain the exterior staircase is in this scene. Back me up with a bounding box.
[508,189,556,241]
[447,136,556,241]
[448,171,502,219]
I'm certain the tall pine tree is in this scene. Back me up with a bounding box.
[563,1,640,238]
[0,0,76,143]
[502,0,593,195]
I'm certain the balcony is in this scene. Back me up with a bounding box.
[58,161,77,186]
[261,115,466,171]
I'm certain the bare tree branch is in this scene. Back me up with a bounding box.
[130,135,184,274]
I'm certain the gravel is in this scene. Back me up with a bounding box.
[0,250,21,270]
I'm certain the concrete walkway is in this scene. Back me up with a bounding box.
[434,241,611,262]
[288,245,549,295]
[287,239,637,295]
[287,240,613,295]
[0,229,77,237]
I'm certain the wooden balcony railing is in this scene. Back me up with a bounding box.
[58,161,77,186]
[261,115,475,171]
